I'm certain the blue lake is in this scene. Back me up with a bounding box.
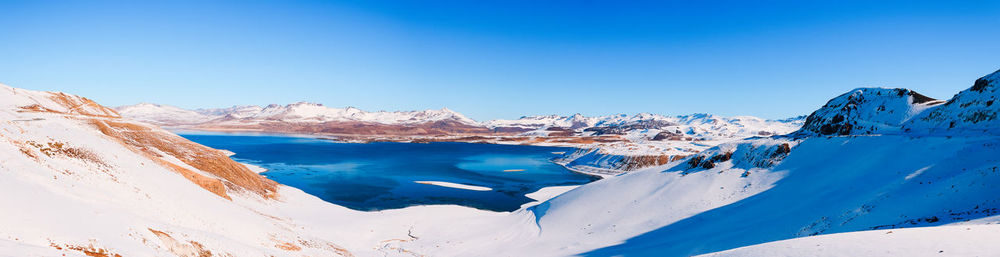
[180,133,597,212]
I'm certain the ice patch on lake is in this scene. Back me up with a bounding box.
[414,181,492,191]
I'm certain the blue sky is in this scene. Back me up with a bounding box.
[1,0,998,121]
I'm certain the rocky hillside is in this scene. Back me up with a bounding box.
[905,70,1000,135]
[795,88,943,136]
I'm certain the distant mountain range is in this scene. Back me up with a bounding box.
[115,102,804,143]
[116,102,478,126]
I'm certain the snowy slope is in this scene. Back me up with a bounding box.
[1,84,346,255]
[701,224,1000,257]
[385,69,1000,256]
[2,84,503,256]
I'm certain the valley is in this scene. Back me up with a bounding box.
[117,103,804,176]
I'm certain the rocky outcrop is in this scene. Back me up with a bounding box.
[793,69,1000,137]
[796,88,943,136]
[906,69,1000,135]
[677,139,796,174]
[554,148,687,176]
[652,130,693,141]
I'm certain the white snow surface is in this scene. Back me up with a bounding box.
[702,224,1000,257]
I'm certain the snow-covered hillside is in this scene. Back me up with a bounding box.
[0,84,502,256]
[382,69,1000,256]
[703,224,1000,257]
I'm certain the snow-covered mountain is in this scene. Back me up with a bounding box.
[485,113,601,130]
[795,88,944,136]
[117,102,479,126]
[487,113,803,139]
[117,102,804,144]
[115,103,219,125]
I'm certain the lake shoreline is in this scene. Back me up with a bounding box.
[184,133,595,212]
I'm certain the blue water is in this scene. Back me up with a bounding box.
[180,133,597,212]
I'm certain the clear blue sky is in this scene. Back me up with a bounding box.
[1,0,998,121]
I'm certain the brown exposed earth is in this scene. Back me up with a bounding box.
[89,119,278,199]
[17,95,279,200]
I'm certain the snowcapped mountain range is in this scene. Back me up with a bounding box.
[118,102,478,126]
[3,68,1000,256]
[116,102,804,143]
[116,102,804,175]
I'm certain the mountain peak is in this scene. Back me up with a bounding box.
[905,69,1000,135]
[796,87,935,136]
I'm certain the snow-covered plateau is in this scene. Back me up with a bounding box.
[1,68,999,256]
